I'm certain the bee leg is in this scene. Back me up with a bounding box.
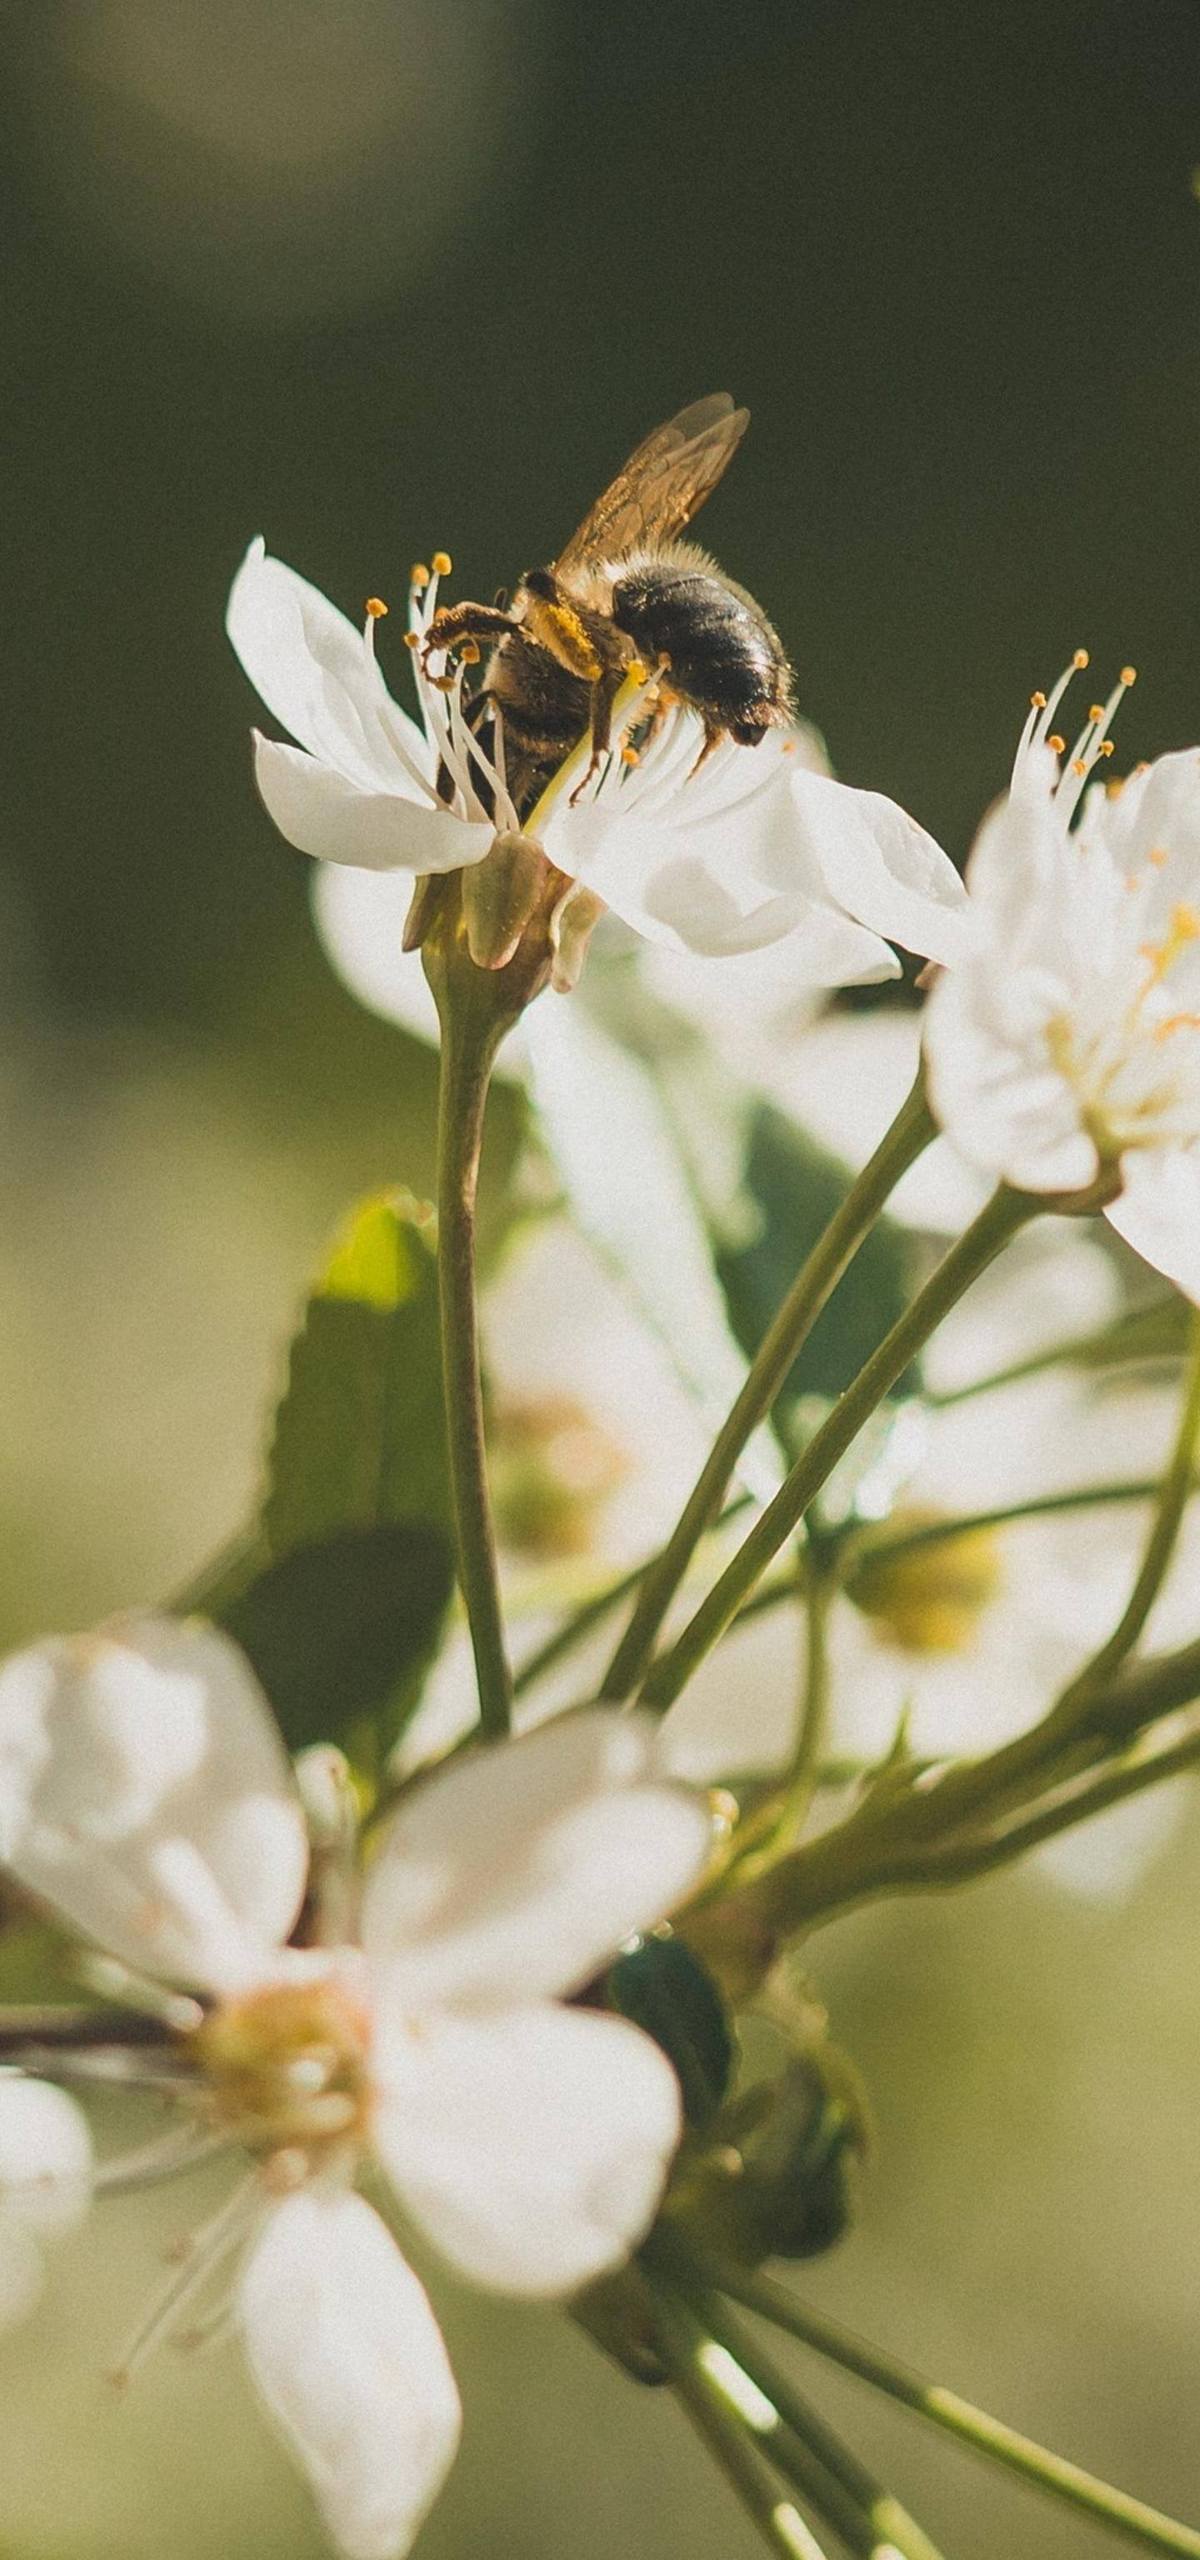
[568,668,622,805]
[421,601,516,673]
[686,717,729,777]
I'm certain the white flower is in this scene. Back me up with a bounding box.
[0,2077,92,2333]
[0,1617,712,2559]
[924,655,1200,1299]
[228,540,968,974]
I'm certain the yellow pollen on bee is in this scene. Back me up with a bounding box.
[627,659,647,685]
[409,562,430,590]
[431,550,453,578]
[1073,648,1090,669]
[365,596,388,620]
[1047,733,1066,754]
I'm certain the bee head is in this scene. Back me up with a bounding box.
[519,567,558,604]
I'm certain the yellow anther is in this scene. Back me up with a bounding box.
[409,562,430,590]
[1098,738,1115,756]
[1147,845,1168,866]
[459,639,481,665]
[1121,665,1137,687]
[620,744,641,767]
[365,596,388,619]
[1088,704,1104,723]
[431,550,452,578]
[780,738,797,755]
[1072,758,1087,775]
[1073,648,1090,669]
[403,629,421,651]
[1030,689,1047,709]
[1047,733,1066,754]
[1154,1011,1200,1041]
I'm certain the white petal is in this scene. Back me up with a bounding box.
[227,542,432,795]
[791,770,971,965]
[310,866,533,1075]
[0,1617,308,1994]
[1106,1150,1200,1304]
[239,2191,460,2560]
[374,2002,681,2295]
[361,1709,712,2009]
[253,737,491,876]
[0,2080,92,2238]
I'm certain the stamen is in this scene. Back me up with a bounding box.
[1046,734,1066,755]
[93,2128,230,2198]
[1014,649,1092,781]
[109,2172,264,2386]
[431,550,452,578]
[365,597,388,619]
[409,563,430,592]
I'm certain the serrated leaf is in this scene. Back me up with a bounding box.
[607,1932,734,2127]
[217,1522,454,1756]
[264,1190,451,1557]
[715,1101,919,1416]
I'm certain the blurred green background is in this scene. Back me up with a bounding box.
[1,3,1199,2552]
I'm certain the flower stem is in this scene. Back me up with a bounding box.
[642,1185,1036,1714]
[430,968,513,1739]
[709,2264,1200,2558]
[1058,1305,1200,1713]
[598,1074,936,1704]
[648,2282,838,2559]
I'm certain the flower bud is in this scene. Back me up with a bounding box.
[667,2044,869,2266]
[461,831,549,970]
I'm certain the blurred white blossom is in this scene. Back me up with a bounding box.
[0,2077,92,2334]
[0,1619,711,2557]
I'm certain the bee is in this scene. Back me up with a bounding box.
[421,393,795,815]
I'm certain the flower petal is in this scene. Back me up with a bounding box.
[0,2080,92,2238]
[239,2190,460,2560]
[227,542,432,795]
[374,2002,682,2295]
[0,1617,308,1994]
[361,1709,712,2009]
[791,770,970,965]
[253,737,492,876]
[1106,1150,1200,1304]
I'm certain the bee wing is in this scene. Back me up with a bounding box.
[554,394,750,571]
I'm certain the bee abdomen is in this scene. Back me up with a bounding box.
[610,562,791,731]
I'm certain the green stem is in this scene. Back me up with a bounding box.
[839,1477,1173,1578]
[598,1074,936,1704]
[1058,1306,1200,1712]
[925,1291,1188,1409]
[511,1496,752,1701]
[650,2285,837,2559]
[653,2248,948,2560]
[709,2265,1200,2559]
[643,1186,1036,1714]
[431,982,512,1739]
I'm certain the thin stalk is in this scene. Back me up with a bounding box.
[649,2283,840,2559]
[710,2265,1200,2559]
[599,1075,936,1703]
[432,987,512,1738]
[643,1187,1036,1714]
[925,1292,1187,1409]
[838,1477,1171,1579]
[511,1495,753,1701]
[1058,1306,1200,1712]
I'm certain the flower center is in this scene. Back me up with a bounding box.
[846,1507,1003,1654]
[192,1976,372,2159]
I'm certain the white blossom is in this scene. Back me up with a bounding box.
[0,2077,92,2334]
[924,656,1200,1299]
[228,540,968,976]
[0,1618,712,2558]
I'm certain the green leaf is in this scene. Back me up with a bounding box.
[264,1189,451,1555]
[715,1100,919,1416]
[217,1522,454,1757]
[202,1190,459,1760]
[608,1931,735,2127]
